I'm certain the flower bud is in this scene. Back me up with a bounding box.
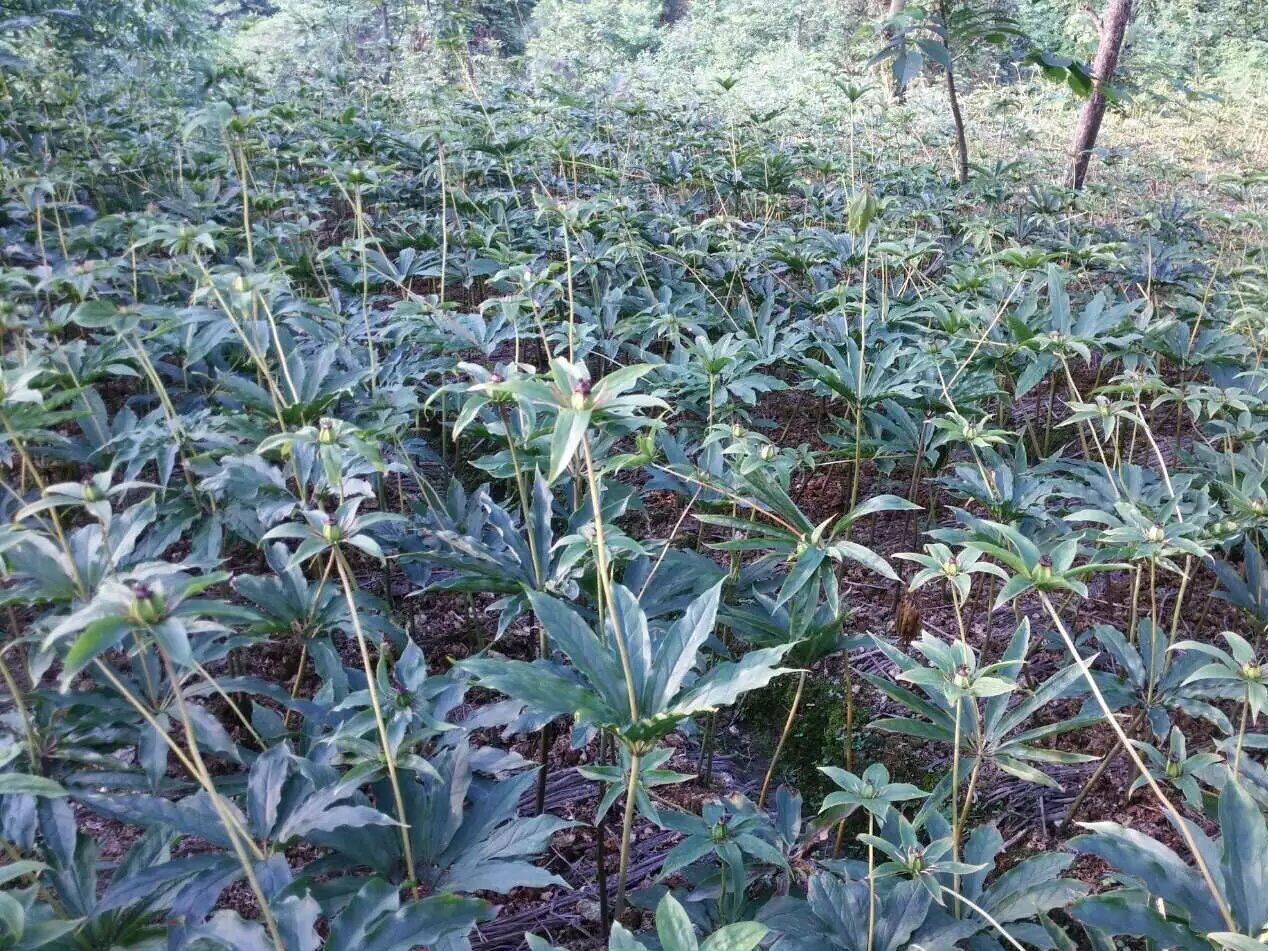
[129,583,166,624]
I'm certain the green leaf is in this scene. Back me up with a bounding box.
[893,48,922,89]
[462,657,613,725]
[659,835,716,880]
[674,645,794,718]
[528,590,626,713]
[70,300,120,328]
[0,861,45,888]
[0,891,24,944]
[610,922,653,951]
[776,545,825,607]
[831,539,898,580]
[548,408,590,482]
[1069,823,1220,932]
[60,615,131,684]
[915,37,951,69]
[1219,778,1268,935]
[841,494,921,525]
[655,893,699,951]
[362,894,494,950]
[993,574,1034,608]
[0,773,67,797]
[1071,894,1209,951]
[1209,935,1268,951]
[700,922,768,951]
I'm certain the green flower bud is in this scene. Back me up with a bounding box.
[129,583,166,624]
[848,188,879,235]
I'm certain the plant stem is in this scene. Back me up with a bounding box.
[1234,694,1249,779]
[759,669,806,809]
[596,810,610,934]
[536,720,551,816]
[283,641,307,730]
[0,645,39,772]
[866,810,876,951]
[1038,591,1236,931]
[843,659,856,772]
[614,749,641,922]
[939,886,1027,951]
[697,710,717,785]
[106,650,283,951]
[581,434,645,923]
[333,549,416,883]
[581,437,640,723]
[950,694,963,918]
[1060,710,1146,832]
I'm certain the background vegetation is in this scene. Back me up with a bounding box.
[1,0,1267,949]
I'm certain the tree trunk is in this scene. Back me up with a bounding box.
[1068,0,1132,190]
[944,57,969,185]
[660,0,688,25]
[379,0,395,85]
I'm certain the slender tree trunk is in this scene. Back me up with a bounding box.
[1068,0,1132,189]
[379,0,395,84]
[660,0,688,24]
[944,60,969,185]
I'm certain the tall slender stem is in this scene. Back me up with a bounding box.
[759,669,806,808]
[353,186,379,391]
[96,654,282,951]
[581,434,644,924]
[235,140,254,266]
[0,646,38,772]
[595,808,610,933]
[1234,694,1250,778]
[866,810,876,951]
[1061,710,1146,832]
[581,436,639,723]
[1038,591,1236,931]
[950,694,963,917]
[333,549,416,883]
[614,749,641,922]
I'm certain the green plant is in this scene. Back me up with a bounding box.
[1070,778,1268,949]
[528,892,767,951]
[463,583,793,917]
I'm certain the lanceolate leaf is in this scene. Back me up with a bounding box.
[1219,779,1268,935]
